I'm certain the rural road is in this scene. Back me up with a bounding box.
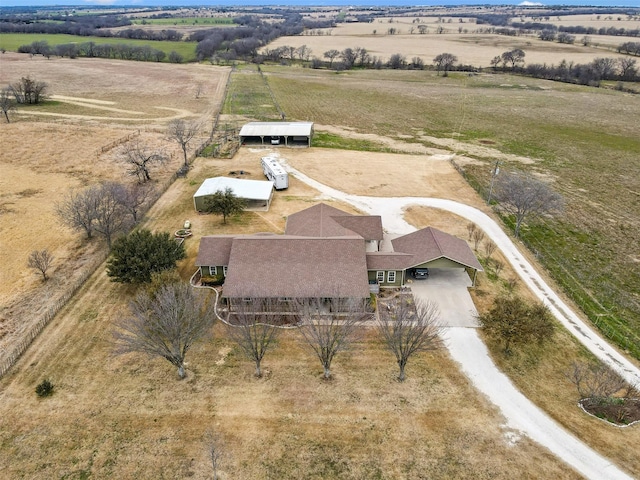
[281,159,639,480]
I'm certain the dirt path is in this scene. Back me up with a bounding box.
[315,123,538,166]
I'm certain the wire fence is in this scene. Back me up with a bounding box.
[0,69,236,380]
[96,130,141,157]
[0,251,108,379]
[0,143,205,380]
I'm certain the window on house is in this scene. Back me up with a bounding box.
[387,271,396,283]
[209,266,217,276]
[223,266,228,276]
[376,271,385,283]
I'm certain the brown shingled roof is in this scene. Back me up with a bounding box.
[332,215,383,241]
[366,252,413,270]
[222,235,370,299]
[195,235,236,267]
[285,202,383,241]
[391,227,483,271]
[284,203,354,237]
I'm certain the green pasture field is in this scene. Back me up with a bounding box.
[262,65,640,359]
[0,33,197,61]
[223,64,280,120]
[131,17,235,26]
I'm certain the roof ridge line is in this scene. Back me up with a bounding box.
[430,227,445,255]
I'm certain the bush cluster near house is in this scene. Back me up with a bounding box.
[106,229,185,284]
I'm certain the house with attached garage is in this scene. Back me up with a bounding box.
[194,203,482,315]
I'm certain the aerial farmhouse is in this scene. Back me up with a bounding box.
[195,203,482,315]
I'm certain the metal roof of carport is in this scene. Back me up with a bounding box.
[193,177,274,201]
[239,122,314,137]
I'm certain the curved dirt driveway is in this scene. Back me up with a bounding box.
[283,160,639,480]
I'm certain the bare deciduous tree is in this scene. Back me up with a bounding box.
[493,259,505,277]
[56,186,101,240]
[340,48,357,69]
[194,83,204,99]
[618,57,637,80]
[494,171,564,238]
[323,49,340,68]
[377,297,444,381]
[501,48,525,70]
[295,44,311,61]
[205,430,224,480]
[226,298,280,377]
[167,119,201,168]
[483,240,497,260]
[471,228,485,251]
[27,249,54,281]
[93,182,130,248]
[10,76,48,104]
[115,181,155,224]
[0,88,15,123]
[113,282,215,379]
[566,361,634,401]
[297,297,370,380]
[355,46,370,66]
[466,222,477,241]
[119,140,168,182]
[490,55,502,71]
[433,52,458,76]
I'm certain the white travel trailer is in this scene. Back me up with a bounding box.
[261,156,288,190]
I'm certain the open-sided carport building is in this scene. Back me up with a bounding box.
[389,227,484,286]
[239,122,314,147]
[193,176,274,212]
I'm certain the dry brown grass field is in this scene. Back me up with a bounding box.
[0,140,581,478]
[1,52,640,478]
[0,54,229,364]
[269,21,633,67]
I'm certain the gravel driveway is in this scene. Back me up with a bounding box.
[408,268,479,328]
[283,160,638,479]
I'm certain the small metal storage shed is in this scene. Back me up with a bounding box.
[193,177,274,212]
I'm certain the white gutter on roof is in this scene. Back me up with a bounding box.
[193,177,274,203]
[239,122,314,137]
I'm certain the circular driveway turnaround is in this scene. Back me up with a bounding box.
[282,160,639,480]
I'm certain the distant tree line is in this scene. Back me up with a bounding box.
[17,40,180,63]
[618,41,640,55]
[523,57,638,86]
[192,14,333,62]
[512,22,640,38]
[0,13,186,41]
[475,8,639,27]
[0,13,131,35]
[261,45,478,74]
